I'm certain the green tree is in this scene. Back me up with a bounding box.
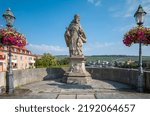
[35,53,58,68]
[58,57,69,66]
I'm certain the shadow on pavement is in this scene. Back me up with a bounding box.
[46,79,92,90]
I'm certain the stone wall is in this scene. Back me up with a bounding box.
[13,68,46,87]
[0,68,67,90]
[144,71,150,92]
[87,68,150,91]
[13,68,66,87]
[0,72,6,93]
[0,67,150,93]
[87,68,138,87]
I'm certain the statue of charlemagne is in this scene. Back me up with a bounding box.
[65,14,87,57]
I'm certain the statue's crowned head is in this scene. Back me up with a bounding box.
[74,14,80,24]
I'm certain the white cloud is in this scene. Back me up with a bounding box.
[85,42,115,49]
[87,0,101,6]
[27,43,68,55]
[26,42,150,56]
[84,42,150,56]
[109,0,149,18]
[112,24,135,33]
[109,0,139,18]
[109,0,150,26]
[84,42,116,55]
[141,0,150,25]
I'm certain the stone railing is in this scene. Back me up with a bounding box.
[13,68,67,87]
[0,68,67,92]
[0,67,150,93]
[87,68,138,87]
[87,67,150,91]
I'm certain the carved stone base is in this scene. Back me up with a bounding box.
[62,56,92,84]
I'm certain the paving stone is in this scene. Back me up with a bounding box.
[57,94,76,99]
[0,93,59,99]
[1,79,150,99]
[30,93,58,99]
[77,94,95,99]
[95,92,150,99]
[95,93,127,99]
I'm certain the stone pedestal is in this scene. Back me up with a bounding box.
[63,56,92,84]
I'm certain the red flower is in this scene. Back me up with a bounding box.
[0,27,27,47]
[123,26,150,46]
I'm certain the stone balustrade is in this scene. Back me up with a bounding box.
[0,67,150,94]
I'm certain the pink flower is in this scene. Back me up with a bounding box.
[0,27,27,47]
[123,26,150,46]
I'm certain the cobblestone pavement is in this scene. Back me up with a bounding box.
[0,79,150,99]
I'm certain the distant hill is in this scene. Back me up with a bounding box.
[55,55,69,60]
[55,55,150,62]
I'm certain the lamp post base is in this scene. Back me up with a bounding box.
[6,87,14,95]
[137,74,144,93]
[6,71,14,94]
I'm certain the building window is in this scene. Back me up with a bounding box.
[14,48,17,52]
[0,55,3,59]
[17,49,20,53]
[20,56,22,61]
[15,55,17,60]
[4,46,7,50]
[4,55,6,59]
[29,57,32,60]
[11,48,14,52]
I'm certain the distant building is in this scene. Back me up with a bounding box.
[86,60,113,68]
[0,45,36,72]
[127,59,135,65]
[36,55,42,59]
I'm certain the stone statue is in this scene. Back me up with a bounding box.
[63,14,92,84]
[65,14,86,57]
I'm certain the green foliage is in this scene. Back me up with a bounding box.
[42,55,150,69]
[143,61,150,70]
[146,63,150,71]
[85,55,150,62]
[58,57,69,66]
[35,53,69,68]
[121,62,138,69]
[35,53,58,68]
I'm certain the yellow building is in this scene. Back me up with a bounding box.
[0,45,36,72]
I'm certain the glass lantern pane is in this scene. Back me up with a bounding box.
[135,13,144,24]
[142,13,146,23]
[5,16,14,26]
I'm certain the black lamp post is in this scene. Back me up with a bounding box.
[134,5,147,92]
[3,8,16,94]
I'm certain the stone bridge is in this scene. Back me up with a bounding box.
[0,68,150,99]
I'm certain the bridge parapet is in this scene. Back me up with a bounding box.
[0,67,150,93]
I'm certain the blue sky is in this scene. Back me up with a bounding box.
[0,0,150,56]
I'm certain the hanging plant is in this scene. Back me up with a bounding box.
[123,26,150,46]
[0,27,27,47]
